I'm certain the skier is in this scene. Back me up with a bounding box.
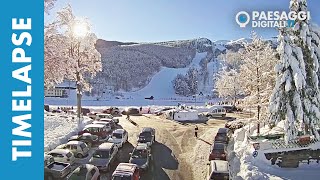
[194,125,199,138]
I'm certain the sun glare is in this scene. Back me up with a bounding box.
[73,20,89,38]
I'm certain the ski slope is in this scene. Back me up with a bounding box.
[124,52,207,98]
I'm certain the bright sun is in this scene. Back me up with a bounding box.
[73,21,89,37]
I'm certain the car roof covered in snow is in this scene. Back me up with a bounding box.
[135,143,149,150]
[85,124,105,128]
[98,142,115,150]
[92,121,111,125]
[210,160,229,173]
[142,127,154,132]
[113,163,137,175]
[67,140,84,145]
[96,113,112,116]
[113,129,125,134]
[99,118,113,121]
[49,148,71,155]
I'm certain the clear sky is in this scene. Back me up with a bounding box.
[46,0,320,42]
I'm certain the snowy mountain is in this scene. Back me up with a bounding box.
[84,37,277,99]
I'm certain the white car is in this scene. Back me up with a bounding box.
[95,113,119,124]
[47,149,75,165]
[207,160,230,180]
[57,141,90,158]
[67,164,101,180]
[107,129,128,148]
[92,121,112,132]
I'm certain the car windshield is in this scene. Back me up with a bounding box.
[213,143,225,150]
[80,143,87,150]
[68,167,87,180]
[112,175,132,180]
[93,150,110,158]
[210,172,229,180]
[132,149,148,158]
[113,133,122,139]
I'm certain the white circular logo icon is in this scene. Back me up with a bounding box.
[236,11,250,28]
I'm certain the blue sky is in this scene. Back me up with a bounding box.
[46,0,320,42]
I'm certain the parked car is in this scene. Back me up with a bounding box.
[68,133,100,147]
[207,160,230,180]
[57,141,89,158]
[222,105,237,113]
[207,108,226,118]
[129,143,152,171]
[92,121,112,132]
[67,164,101,180]
[79,124,110,139]
[209,142,227,161]
[122,108,140,116]
[137,127,156,146]
[107,129,129,148]
[112,163,140,180]
[47,149,75,165]
[214,128,230,144]
[95,113,119,124]
[89,142,119,172]
[88,112,99,119]
[102,107,121,116]
[99,118,116,129]
[44,154,71,180]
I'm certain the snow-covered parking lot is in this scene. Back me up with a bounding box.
[44,108,232,180]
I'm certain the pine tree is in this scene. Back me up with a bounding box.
[269,0,320,142]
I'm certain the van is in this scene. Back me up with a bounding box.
[207,108,226,118]
[207,160,230,180]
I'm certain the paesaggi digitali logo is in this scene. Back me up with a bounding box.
[235,10,310,28]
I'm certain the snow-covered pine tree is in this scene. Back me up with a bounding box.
[269,0,320,142]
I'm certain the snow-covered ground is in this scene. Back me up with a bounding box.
[44,111,92,151]
[229,120,320,180]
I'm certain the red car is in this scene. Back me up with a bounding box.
[79,124,109,139]
[209,142,227,161]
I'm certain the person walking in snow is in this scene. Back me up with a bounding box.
[194,125,199,138]
[126,114,130,120]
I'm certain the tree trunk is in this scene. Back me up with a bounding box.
[76,70,82,121]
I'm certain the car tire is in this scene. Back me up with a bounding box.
[77,153,83,158]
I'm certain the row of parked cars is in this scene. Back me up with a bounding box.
[44,113,125,180]
[45,112,157,180]
[207,127,231,180]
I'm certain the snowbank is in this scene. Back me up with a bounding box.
[44,112,92,152]
[229,121,320,180]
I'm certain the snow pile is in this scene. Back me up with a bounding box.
[229,121,320,180]
[44,112,92,151]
